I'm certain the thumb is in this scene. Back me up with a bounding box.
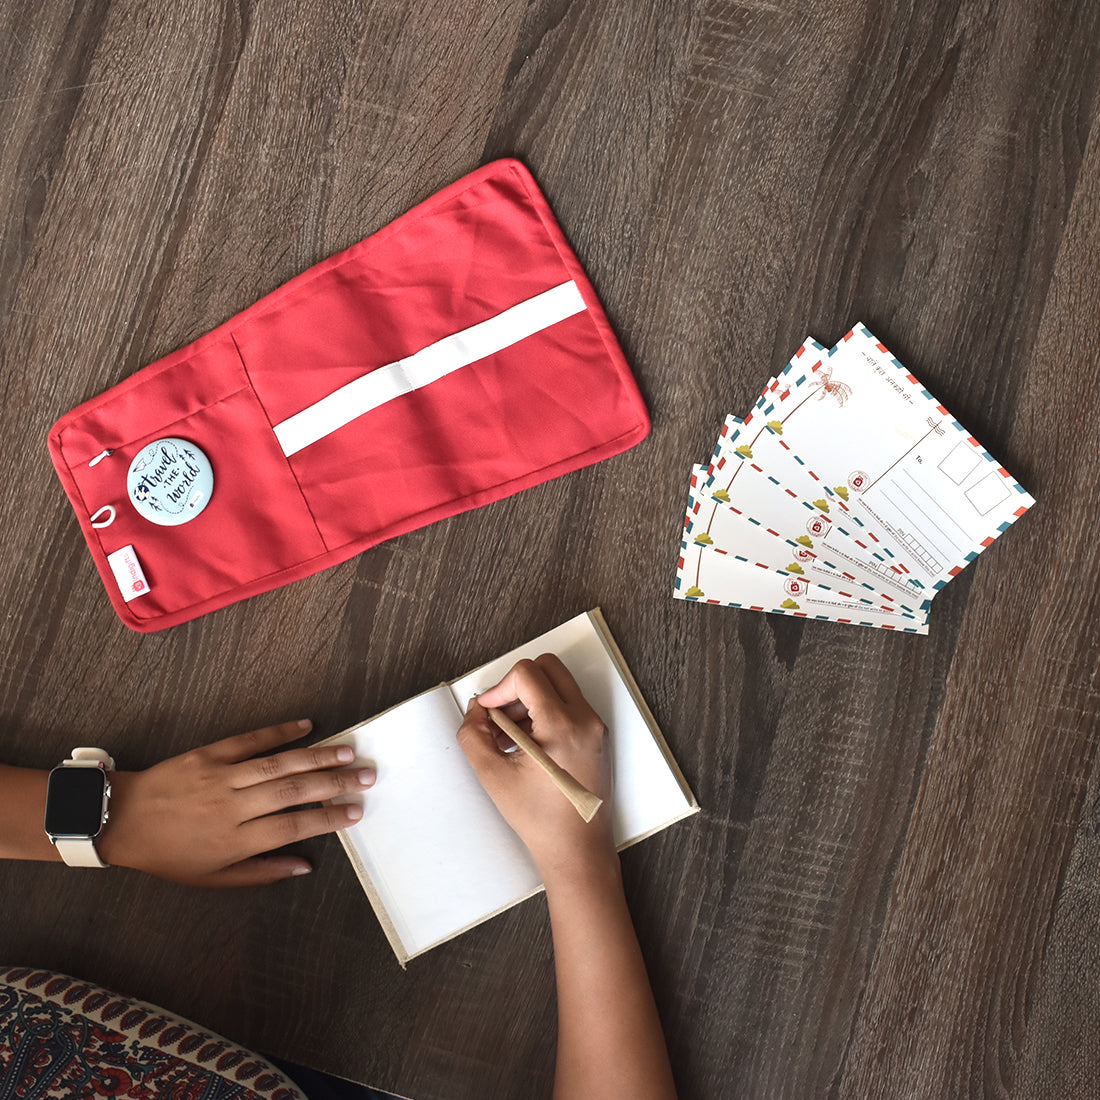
[205,856,313,888]
[457,699,511,781]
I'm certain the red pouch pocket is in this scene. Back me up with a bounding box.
[49,160,649,631]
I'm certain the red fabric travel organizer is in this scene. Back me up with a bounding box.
[49,160,650,631]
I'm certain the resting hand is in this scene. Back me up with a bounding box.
[97,720,373,887]
[457,655,615,885]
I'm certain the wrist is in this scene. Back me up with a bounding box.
[94,771,141,870]
[539,844,622,897]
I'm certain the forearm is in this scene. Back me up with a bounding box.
[0,764,62,862]
[544,855,677,1100]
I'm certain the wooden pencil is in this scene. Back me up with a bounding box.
[486,706,604,823]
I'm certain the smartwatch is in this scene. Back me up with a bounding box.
[43,748,115,868]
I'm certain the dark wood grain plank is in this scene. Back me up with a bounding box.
[1016,737,1100,1099]
[1,0,1099,1097]
[478,2,1099,1096]
[0,2,538,1095]
[837,113,1100,1100]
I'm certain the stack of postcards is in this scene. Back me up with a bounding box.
[674,324,1034,634]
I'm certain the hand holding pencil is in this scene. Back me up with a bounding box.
[457,654,615,880]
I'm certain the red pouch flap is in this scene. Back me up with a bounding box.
[49,160,650,631]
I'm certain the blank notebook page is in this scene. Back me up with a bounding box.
[332,687,542,959]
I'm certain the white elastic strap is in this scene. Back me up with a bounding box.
[90,506,116,529]
[272,280,588,457]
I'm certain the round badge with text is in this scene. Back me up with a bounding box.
[127,438,214,526]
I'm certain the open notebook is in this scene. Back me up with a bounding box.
[319,609,698,964]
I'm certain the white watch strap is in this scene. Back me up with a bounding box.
[66,747,116,770]
[55,836,110,868]
[54,747,115,868]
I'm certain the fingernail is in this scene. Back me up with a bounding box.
[357,767,376,787]
[291,864,312,876]
[336,745,354,763]
[344,803,363,822]
[297,719,312,730]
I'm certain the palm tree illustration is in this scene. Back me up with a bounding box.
[814,363,853,406]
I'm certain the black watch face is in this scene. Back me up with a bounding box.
[44,767,107,837]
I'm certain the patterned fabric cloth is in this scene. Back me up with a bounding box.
[0,966,307,1099]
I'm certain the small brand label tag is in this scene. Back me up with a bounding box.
[107,544,151,602]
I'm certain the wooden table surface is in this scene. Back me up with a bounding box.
[2,2,1098,1097]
